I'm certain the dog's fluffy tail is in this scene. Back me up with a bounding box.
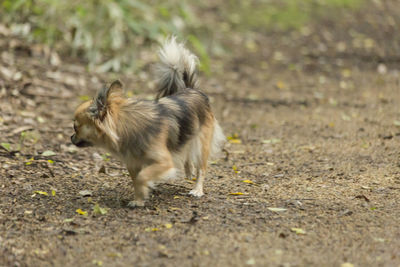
[155,36,199,99]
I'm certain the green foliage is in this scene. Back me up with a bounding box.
[0,0,199,72]
[225,0,364,32]
[0,0,364,72]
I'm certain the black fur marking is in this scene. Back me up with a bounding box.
[171,96,196,147]
[156,103,176,149]
[157,89,211,151]
[89,86,109,119]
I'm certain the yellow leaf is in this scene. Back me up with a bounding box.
[164,223,173,229]
[229,192,244,195]
[191,177,197,181]
[34,191,48,196]
[291,228,306,235]
[51,190,56,196]
[145,227,159,232]
[227,133,239,140]
[227,134,241,144]
[232,165,239,173]
[242,180,256,185]
[92,260,103,266]
[173,196,180,199]
[47,159,54,164]
[76,209,87,216]
[26,157,34,165]
[276,81,286,89]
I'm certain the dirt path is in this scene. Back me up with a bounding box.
[1,35,400,267]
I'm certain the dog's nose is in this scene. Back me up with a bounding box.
[71,134,75,144]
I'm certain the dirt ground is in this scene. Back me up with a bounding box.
[1,10,400,267]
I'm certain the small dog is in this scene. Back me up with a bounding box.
[71,37,225,207]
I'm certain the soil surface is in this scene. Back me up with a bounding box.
[1,12,400,267]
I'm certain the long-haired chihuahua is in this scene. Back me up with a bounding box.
[71,37,225,207]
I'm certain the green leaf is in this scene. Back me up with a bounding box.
[93,203,108,215]
[291,228,306,235]
[1,143,11,151]
[79,95,91,101]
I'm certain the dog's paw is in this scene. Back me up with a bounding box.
[127,200,145,208]
[188,189,204,197]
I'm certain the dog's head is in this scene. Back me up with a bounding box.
[71,80,124,149]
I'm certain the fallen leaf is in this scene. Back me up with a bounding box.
[229,192,244,195]
[341,114,351,121]
[145,227,160,232]
[173,196,180,199]
[34,191,48,196]
[268,207,287,212]
[93,203,108,215]
[42,150,56,157]
[164,223,173,229]
[276,81,286,89]
[242,179,256,185]
[92,260,103,266]
[1,142,11,151]
[37,116,45,123]
[51,190,56,196]
[262,138,281,144]
[79,190,92,197]
[227,134,242,144]
[232,165,239,174]
[79,95,91,101]
[47,159,54,164]
[25,157,34,165]
[291,228,306,235]
[246,258,256,265]
[107,253,122,259]
[76,209,88,216]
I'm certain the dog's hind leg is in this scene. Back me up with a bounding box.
[189,123,213,197]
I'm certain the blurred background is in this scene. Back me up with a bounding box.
[1,0,399,74]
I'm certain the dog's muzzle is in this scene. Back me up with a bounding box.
[71,134,92,147]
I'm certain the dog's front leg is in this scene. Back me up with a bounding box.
[127,167,145,208]
[128,160,174,208]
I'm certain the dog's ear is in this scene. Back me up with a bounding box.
[89,80,123,120]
